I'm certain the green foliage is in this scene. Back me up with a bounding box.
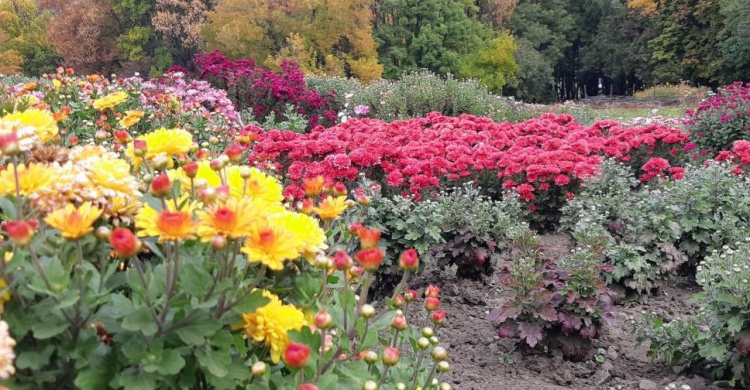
[458,34,518,92]
[562,161,750,296]
[504,39,555,103]
[374,0,493,79]
[719,0,750,80]
[360,184,525,280]
[243,104,310,133]
[18,43,62,76]
[632,239,750,385]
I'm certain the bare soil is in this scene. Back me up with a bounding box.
[408,234,726,390]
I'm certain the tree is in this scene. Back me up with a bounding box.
[152,0,210,65]
[374,0,493,78]
[458,34,518,92]
[0,0,62,75]
[203,0,382,81]
[719,0,750,81]
[43,0,120,73]
[504,38,555,102]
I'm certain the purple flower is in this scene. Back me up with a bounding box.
[354,105,370,116]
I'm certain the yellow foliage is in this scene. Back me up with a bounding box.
[627,0,658,15]
[0,49,22,74]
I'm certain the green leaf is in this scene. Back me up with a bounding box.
[154,349,186,375]
[231,290,269,314]
[15,345,54,370]
[32,320,68,339]
[117,371,157,390]
[727,316,744,334]
[175,316,221,346]
[181,263,213,297]
[0,196,17,219]
[75,355,114,390]
[122,307,158,336]
[196,348,229,378]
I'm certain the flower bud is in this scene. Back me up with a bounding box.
[437,361,450,373]
[240,165,253,179]
[109,228,140,257]
[382,347,399,366]
[151,154,169,170]
[333,250,353,270]
[149,173,171,197]
[96,226,111,240]
[363,380,378,390]
[425,285,440,298]
[216,185,231,201]
[183,161,199,178]
[250,361,266,376]
[358,228,381,249]
[348,221,364,235]
[417,337,430,350]
[0,132,20,156]
[333,182,347,196]
[3,220,34,246]
[345,199,357,208]
[300,384,318,390]
[431,310,446,325]
[133,139,148,156]
[300,198,314,215]
[209,136,220,145]
[429,336,439,345]
[210,158,224,171]
[392,294,405,309]
[363,350,378,364]
[422,327,434,338]
[284,342,310,368]
[196,148,210,160]
[355,248,384,271]
[404,289,418,303]
[424,297,440,311]
[113,130,131,144]
[95,130,109,141]
[348,266,363,283]
[396,384,406,390]
[439,383,453,390]
[360,304,375,319]
[314,309,333,329]
[199,186,217,203]
[211,235,227,249]
[399,249,419,272]
[69,135,79,145]
[355,193,371,206]
[225,145,243,162]
[303,176,324,197]
[391,314,407,331]
[431,346,447,361]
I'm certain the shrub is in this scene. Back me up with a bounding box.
[194,51,337,129]
[358,184,525,281]
[632,238,750,385]
[686,81,750,153]
[489,226,615,358]
[562,161,750,295]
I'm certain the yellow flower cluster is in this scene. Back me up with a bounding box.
[92,91,128,111]
[0,109,59,150]
[126,128,193,168]
[119,110,144,128]
[238,290,307,363]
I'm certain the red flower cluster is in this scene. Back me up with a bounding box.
[194,51,337,128]
[639,157,685,182]
[247,112,689,202]
[715,139,750,175]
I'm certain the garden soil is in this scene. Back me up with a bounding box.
[408,235,726,390]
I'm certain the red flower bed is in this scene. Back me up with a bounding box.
[243,113,689,207]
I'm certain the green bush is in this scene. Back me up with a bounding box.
[632,238,750,385]
[562,161,750,295]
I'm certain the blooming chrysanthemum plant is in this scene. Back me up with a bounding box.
[0,84,452,389]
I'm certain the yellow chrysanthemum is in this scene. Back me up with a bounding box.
[119,110,144,128]
[196,197,282,241]
[103,195,142,223]
[0,119,39,153]
[1,109,58,144]
[284,212,328,261]
[69,145,118,163]
[85,157,141,198]
[126,128,193,168]
[44,202,103,240]
[135,201,198,242]
[313,195,348,221]
[0,163,56,196]
[238,290,307,363]
[171,163,283,205]
[92,91,128,111]
[241,212,307,271]
[227,166,283,204]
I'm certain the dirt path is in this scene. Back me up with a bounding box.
[409,235,723,390]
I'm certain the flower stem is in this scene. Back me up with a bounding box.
[410,349,426,390]
[421,360,439,389]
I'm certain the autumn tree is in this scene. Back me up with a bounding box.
[152,0,211,65]
[43,0,120,73]
[458,34,518,92]
[203,0,382,81]
[0,0,61,75]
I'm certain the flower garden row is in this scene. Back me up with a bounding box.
[0,66,748,388]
